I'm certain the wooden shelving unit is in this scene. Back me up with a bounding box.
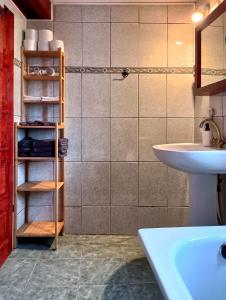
[14,48,65,250]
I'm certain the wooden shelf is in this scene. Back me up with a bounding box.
[14,47,66,250]
[24,75,60,81]
[17,221,64,237]
[18,157,57,161]
[17,124,64,129]
[23,50,63,58]
[17,181,64,192]
[24,100,61,104]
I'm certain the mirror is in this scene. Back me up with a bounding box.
[195,1,226,95]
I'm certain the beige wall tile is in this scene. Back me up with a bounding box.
[139,6,167,23]
[54,5,82,22]
[111,118,138,161]
[138,207,168,228]
[64,207,82,234]
[139,162,167,206]
[14,66,21,117]
[167,207,189,227]
[167,168,189,207]
[65,118,81,162]
[82,162,110,206]
[82,6,110,22]
[139,24,167,67]
[168,24,194,67]
[28,162,53,181]
[139,74,166,118]
[17,209,25,229]
[167,74,194,118]
[111,6,138,22]
[209,95,223,117]
[202,26,224,69]
[194,118,203,143]
[82,206,110,234]
[110,206,138,234]
[168,5,194,23]
[29,192,53,207]
[65,73,81,118]
[82,74,110,117]
[28,206,53,222]
[139,118,166,161]
[29,129,54,140]
[82,118,110,161]
[65,162,81,206]
[222,93,226,116]
[54,22,82,65]
[111,23,139,67]
[27,20,53,30]
[83,23,110,67]
[14,17,26,60]
[194,96,210,118]
[167,118,194,143]
[111,74,138,117]
[111,162,138,206]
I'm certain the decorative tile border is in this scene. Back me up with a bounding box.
[201,68,226,76]
[13,58,226,76]
[65,66,195,75]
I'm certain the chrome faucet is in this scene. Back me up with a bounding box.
[199,118,225,148]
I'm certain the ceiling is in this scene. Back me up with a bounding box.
[12,0,51,19]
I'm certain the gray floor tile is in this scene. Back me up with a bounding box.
[1,235,164,299]
[82,244,123,259]
[129,283,164,300]
[0,258,36,289]
[125,258,156,284]
[0,286,23,300]
[9,248,42,260]
[40,243,82,259]
[121,246,145,260]
[77,285,130,300]
[28,259,80,288]
[22,287,78,300]
[79,258,127,285]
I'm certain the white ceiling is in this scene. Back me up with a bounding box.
[52,0,195,4]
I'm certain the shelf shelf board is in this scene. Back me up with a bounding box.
[23,50,63,58]
[24,75,60,81]
[18,157,58,162]
[24,100,61,104]
[17,124,64,129]
[17,221,64,237]
[17,181,64,192]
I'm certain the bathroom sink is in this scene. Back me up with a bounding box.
[153,143,226,174]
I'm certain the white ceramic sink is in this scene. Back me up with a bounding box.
[153,143,226,174]
[153,143,226,226]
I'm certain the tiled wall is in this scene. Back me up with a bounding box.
[26,4,195,234]
[1,0,27,228]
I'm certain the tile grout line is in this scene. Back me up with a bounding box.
[22,259,39,296]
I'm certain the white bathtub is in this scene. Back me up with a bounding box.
[139,226,226,300]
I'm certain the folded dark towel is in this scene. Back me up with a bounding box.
[20,120,56,126]
[18,137,69,158]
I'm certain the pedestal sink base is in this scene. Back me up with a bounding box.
[189,174,218,226]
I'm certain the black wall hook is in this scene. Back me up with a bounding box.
[122,69,129,78]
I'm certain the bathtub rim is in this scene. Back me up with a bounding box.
[138,226,226,300]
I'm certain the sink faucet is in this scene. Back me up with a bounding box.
[199,118,225,148]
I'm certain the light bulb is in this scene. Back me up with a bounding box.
[191,11,204,23]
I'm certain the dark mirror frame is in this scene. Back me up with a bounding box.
[195,0,226,96]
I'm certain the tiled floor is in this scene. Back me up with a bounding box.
[0,235,164,300]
